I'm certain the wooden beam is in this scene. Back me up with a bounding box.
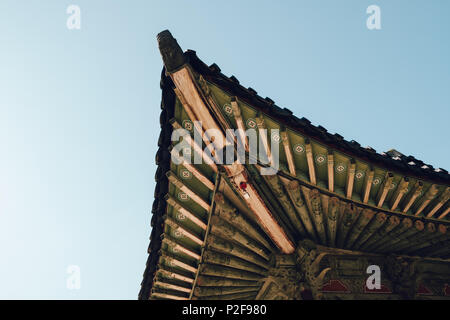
[151,292,188,300]
[284,180,318,241]
[226,164,295,254]
[167,172,210,211]
[170,119,218,172]
[231,98,248,152]
[415,184,439,216]
[305,139,316,185]
[209,215,270,261]
[346,159,356,198]
[362,169,374,204]
[390,177,409,211]
[438,206,450,219]
[403,181,423,213]
[281,131,296,176]
[156,269,195,284]
[166,195,207,230]
[264,175,307,238]
[214,192,274,252]
[170,64,294,254]
[162,236,201,260]
[256,115,272,165]
[427,187,450,218]
[376,172,394,207]
[327,151,334,192]
[164,218,204,246]
[154,281,191,293]
[170,152,215,190]
[162,256,198,274]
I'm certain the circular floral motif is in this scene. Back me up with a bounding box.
[373,177,383,186]
[293,144,305,154]
[335,163,346,174]
[223,103,233,116]
[246,118,257,129]
[182,120,193,131]
[180,168,192,180]
[355,171,365,180]
[171,246,179,253]
[389,182,397,190]
[176,211,186,220]
[177,192,190,202]
[271,132,280,142]
[315,154,327,165]
[173,230,183,238]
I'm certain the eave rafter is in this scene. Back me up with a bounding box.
[362,169,374,204]
[415,184,438,216]
[305,139,317,185]
[345,159,356,199]
[390,177,409,211]
[376,172,394,208]
[159,33,295,254]
[427,187,450,218]
[327,151,334,192]
[403,181,423,213]
[281,130,296,176]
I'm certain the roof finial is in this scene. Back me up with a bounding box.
[157,30,185,73]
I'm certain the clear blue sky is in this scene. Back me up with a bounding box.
[0,1,448,299]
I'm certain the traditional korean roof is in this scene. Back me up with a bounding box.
[139,31,450,300]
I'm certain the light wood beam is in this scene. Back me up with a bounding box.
[226,164,295,254]
[427,187,450,218]
[165,195,208,230]
[167,172,210,211]
[362,169,374,204]
[164,218,204,246]
[403,181,423,213]
[162,237,201,260]
[415,184,439,216]
[151,292,188,300]
[154,281,191,293]
[376,172,393,207]
[390,177,409,211]
[346,159,356,198]
[438,207,450,219]
[281,131,296,176]
[231,98,248,151]
[327,151,334,192]
[305,139,316,185]
[170,119,218,172]
[157,269,195,284]
[170,151,215,190]
[255,115,272,165]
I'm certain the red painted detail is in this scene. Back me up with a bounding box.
[239,181,247,191]
[364,283,392,294]
[321,280,351,293]
[417,283,433,295]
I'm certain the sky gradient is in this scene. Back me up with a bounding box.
[0,0,449,299]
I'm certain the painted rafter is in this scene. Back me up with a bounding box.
[376,172,394,207]
[427,187,450,218]
[415,184,438,216]
[281,130,296,176]
[327,151,334,192]
[305,139,317,185]
[362,169,374,204]
[346,159,356,199]
[390,177,409,211]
